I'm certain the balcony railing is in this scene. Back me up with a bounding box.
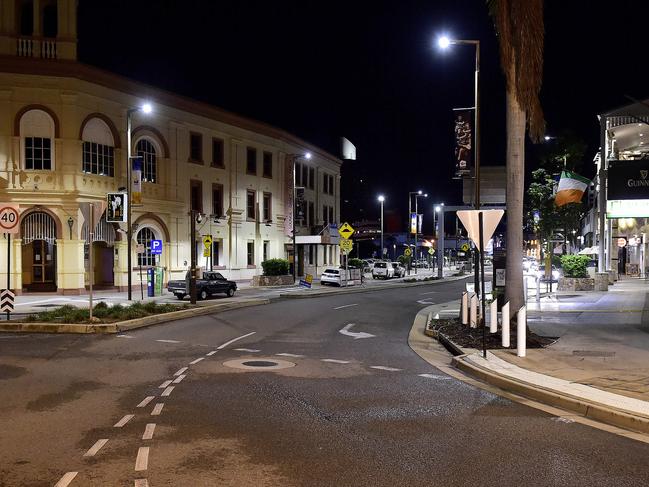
[16,37,58,59]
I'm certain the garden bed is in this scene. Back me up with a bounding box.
[23,301,189,324]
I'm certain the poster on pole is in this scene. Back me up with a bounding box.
[453,108,473,178]
[132,156,143,205]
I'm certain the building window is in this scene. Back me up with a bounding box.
[136,139,157,183]
[263,192,272,222]
[308,245,314,265]
[212,183,223,217]
[82,142,114,176]
[137,227,157,267]
[263,240,270,261]
[246,147,257,175]
[308,167,315,190]
[302,165,308,188]
[328,175,335,195]
[323,205,328,224]
[189,132,203,163]
[323,173,329,194]
[25,137,52,170]
[263,151,273,178]
[329,206,334,224]
[246,190,256,220]
[212,137,224,167]
[190,180,202,213]
[295,162,302,186]
[212,240,221,267]
[247,241,255,266]
[308,201,315,227]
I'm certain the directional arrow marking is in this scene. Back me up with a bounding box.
[339,323,375,340]
[417,299,435,305]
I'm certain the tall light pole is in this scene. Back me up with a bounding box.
[408,190,424,274]
[378,195,385,259]
[290,152,311,283]
[414,192,428,274]
[439,35,480,293]
[126,102,152,300]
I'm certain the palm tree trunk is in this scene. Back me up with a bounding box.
[505,85,526,315]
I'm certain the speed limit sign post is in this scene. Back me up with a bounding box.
[0,205,19,321]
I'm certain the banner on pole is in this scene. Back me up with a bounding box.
[132,157,143,205]
[410,213,417,235]
[453,108,473,178]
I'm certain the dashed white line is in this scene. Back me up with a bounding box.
[54,472,78,487]
[174,367,188,376]
[137,396,155,408]
[172,374,186,384]
[321,359,351,364]
[206,350,218,356]
[117,334,134,338]
[156,339,181,344]
[370,366,402,372]
[142,423,156,440]
[161,386,175,397]
[83,438,109,457]
[418,373,452,380]
[114,414,135,428]
[333,303,358,310]
[135,479,149,487]
[151,403,164,416]
[159,380,173,388]
[189,357,204,365]
[276,353,304,358]
[217,331,256,350]
[135,447,150,471]
[234,348,260,353]
[419,291,438,295]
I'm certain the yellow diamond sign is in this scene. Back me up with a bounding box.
[339,222,355,240]
[340,239,353,254]
[203,235,213,249]
[428,247,434,255]
[404,247,412,257]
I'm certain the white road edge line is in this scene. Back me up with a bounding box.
[276,353,304,358]
[321,359,351,364]
[114,414,135,428]
[189,357,204,365]
[137,396,155,408]
[159,380,172,388]
[54,472,78,487]
[151,403,164,416]
[206,351,218,356]
[174,367,188,376]
[135,446,150,471]
[134,479,149,487]
[142,423,156,440]
[370,366,402,372]
[333,303,358,310]
[217,331,256,350]
[161,386,174,397]
[83,438,109,457]
[418,373,452,380]
[172,374,186,384]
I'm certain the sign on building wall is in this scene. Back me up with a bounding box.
[106,193,127,223]
[608,160,649,200]
[132,157,143,205]
[453,108,473,178]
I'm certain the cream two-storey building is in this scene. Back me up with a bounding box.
[0,0,341,294]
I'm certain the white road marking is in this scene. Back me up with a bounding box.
[159,380,172,388]
[135,479,149,487]
[276,353,304,358]
[189,357,204,365]
[151,403,164,416]
[206,350,218,356]
[174,367,188,376]
[333,303,358,310]
[135,447,150,471]
[418,373,452,380]
[339,323,375,340]
[552,417,575,424]
[114,414,135,427]
[417,299,435,305]
[161,386,174,397]
[321,359,351,364]
[172,374,186,384]
[156,339,181,343]
[370,366,402,372]
[54,472,78,487]
[217,331,256,349]
[83,438,109,457]
[137,396,155,408]
[234,348,260,353]
[117,334,134,338]
[142,423,156,440]
[419,291,438,295]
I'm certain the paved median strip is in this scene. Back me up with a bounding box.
[83,439,109,457]
[114,414,135,428]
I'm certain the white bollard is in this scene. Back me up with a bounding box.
[461,292,468,325]
[490,299,498,333]
[470,294,478,328]
[517,305,527,357]
[502,302,510,347]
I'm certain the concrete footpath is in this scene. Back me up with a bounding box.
[414,277,649,436]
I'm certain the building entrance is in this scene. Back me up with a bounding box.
[21,212,57,292]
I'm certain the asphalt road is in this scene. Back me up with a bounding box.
[1,279,649,486]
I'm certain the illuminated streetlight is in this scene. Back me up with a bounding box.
[438,36,451,49]
[378,195,385,259]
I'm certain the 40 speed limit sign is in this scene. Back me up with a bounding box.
[0,205,20,234]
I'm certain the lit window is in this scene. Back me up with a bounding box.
[136,139,157,183]
[137,227,157,267]
[25,137,52,170]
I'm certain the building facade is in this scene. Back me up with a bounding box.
[0,0,341,294]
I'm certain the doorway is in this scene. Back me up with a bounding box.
[21,211,57,292]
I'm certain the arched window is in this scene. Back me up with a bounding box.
[82,118,115,177]
[135,139,157,183]
[20,109,55,170]
[42,2,58,38]
[137,227,158,267]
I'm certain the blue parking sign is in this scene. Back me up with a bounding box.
[150,239,163,255]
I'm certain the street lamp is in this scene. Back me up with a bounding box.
[290,152,311,283]
[413,192,428,273]
[126,102,153,300]
[378,195,385,260]
[407,190,425,274]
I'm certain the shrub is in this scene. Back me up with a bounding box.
[261,258,290,276]
[348,258,364,269]
[560,254,590,278]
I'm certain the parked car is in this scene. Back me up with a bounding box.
[321,267,361,286]
[391,262,406,278]
[167,270,237,300]
[321,267,342,286]
[372,261,395,279]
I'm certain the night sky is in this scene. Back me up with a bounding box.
[79,0,649,230]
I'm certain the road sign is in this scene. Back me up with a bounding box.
[0,205,20,234]
[106,193,127,223]
[1,289,14,313]
[203,235,213,249]
[340,239,353,254]
[428,247,434,255]
[150,239,163,255]
[203,248,211,257]
[136,243,145,254]
[339,222,355,240]
[461,243,470,252]
[457,210,504,251]
[404,247,412,257]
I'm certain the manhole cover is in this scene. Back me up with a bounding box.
[223,358,296,371]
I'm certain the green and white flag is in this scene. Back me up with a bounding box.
[555,171,589,207]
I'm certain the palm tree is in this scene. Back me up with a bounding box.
[487,0,545,315]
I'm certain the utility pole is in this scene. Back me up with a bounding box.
[190,210,197,304]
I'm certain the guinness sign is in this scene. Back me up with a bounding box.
[608,161,649,200]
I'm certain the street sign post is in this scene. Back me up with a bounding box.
[151,239,163,255]
[0,205,20,321]
[340,239,353,254]
[1,288,14,320]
